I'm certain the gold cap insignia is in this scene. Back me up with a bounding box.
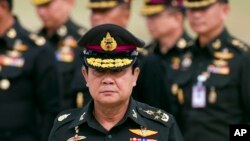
[100,32,117,51]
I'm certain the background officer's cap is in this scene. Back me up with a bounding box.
[184,0,228,9]
[141,0,185,16]
[87,0,132,9]
[78,24,145,70]
[32,0,52,6]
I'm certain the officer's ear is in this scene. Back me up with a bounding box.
[132,67,140,87]
[82,67,88,85]
[220,3,230,20]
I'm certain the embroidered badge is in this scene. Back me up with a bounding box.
[100,32,117,51]
[129,128,158,137]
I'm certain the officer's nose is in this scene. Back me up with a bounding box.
[101,73,115,85]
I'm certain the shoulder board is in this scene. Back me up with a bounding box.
[78,27,87,36]
[136,102,172,126]
[51,108,81,133]
[29,33,46,46]
[137,47,149,56]
[230,37,250,52]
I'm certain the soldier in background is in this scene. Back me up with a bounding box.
[133,0,192,123]
[174,0,250,141]
[87,0,131,27]
[32,0,90,109]
[0,0,60,140]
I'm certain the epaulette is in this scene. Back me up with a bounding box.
[78,28,87,36]
[137,47,149,56]
[230,38,250,52]
[51,108,80,133]
[29,33,46,46]
[136,102,172,126]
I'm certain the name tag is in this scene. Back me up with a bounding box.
[192,84,206,108]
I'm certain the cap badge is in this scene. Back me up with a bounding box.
[100,32,117,51]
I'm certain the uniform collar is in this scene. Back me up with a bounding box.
[194,28,231,55]
[40,19,74,39]
[69,98,147,129]
[152,30,192,56]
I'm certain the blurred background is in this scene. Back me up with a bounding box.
[14,0,250,44]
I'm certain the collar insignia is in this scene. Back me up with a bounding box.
[100,32,117,51]
[58,114,71,122]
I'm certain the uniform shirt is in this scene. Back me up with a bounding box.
[49,98,184,141]
[133,32,192,120]
[38,20,90,109]
[0,17,60,141]
[174,28,250,141]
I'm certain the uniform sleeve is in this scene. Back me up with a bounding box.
[33,46,60,141]
[240,52,250,123]
[168,117,185,141]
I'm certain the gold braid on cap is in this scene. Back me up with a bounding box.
[184,0,216,8]
[141,5,165,16]
[32,0,51,5]
[86,58,133,68]
[87,1,118,8]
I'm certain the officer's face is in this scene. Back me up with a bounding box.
[186,3,230,35]
[82,66,139,106]
[90,4,130,28]
[36,0,73,29]
[146,10,182,39]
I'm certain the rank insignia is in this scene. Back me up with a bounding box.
[129,128,158,137]
[100,32,117,51]
[58,114,71,121]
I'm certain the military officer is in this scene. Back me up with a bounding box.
[133,0,192,123]
[173,0,250,141]
[87,0,131,27]
[0,0,60,141]
[32,0,90,109]
[49,24,184,141]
